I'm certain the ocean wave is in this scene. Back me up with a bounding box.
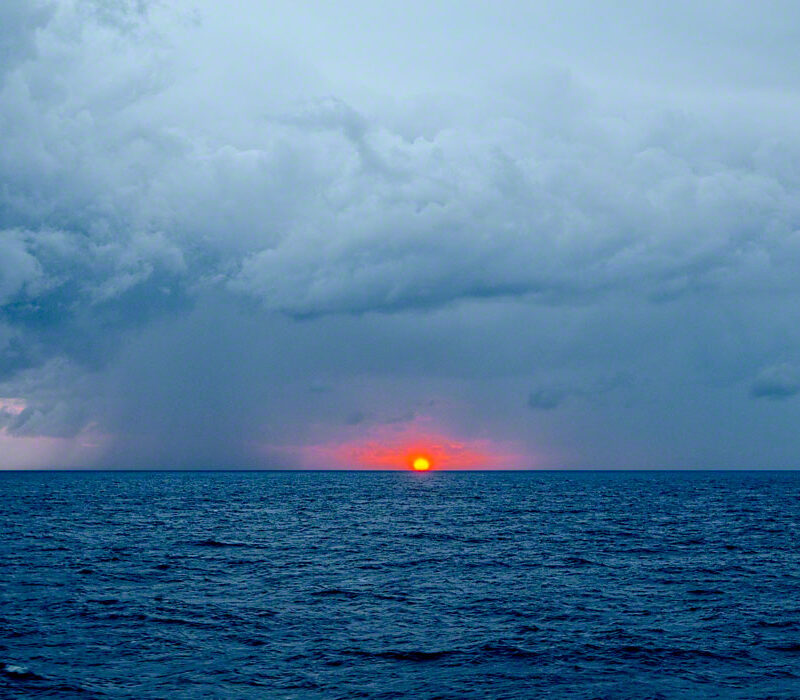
[768,643,800,653]
[3,470,800,698]
[344,648,453,662]
[1,663,45,681]
[474,642,543,660]
[193,539,249,548]
[311,588,360,599]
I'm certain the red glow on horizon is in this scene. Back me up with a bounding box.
[277,419,528,470]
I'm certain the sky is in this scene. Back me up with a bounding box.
[1,0,800,469]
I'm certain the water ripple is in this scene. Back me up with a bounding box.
[2,470,800,698]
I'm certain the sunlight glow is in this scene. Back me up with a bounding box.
[272,417,529,469]
[412,456,431,471]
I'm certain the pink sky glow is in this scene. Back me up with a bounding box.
[266,417,531,470]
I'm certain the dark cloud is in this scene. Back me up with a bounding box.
[528,387,568,411]
[750,364,800,400]
[344,410,366,426]
[528,374,631,411]
[5,401,87,438]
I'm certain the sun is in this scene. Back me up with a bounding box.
[412,456,431,471]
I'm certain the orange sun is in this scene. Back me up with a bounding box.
[412,456,431,471]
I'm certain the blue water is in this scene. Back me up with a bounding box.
[1,471,800,699]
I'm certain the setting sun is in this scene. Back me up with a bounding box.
[412,456,431,471]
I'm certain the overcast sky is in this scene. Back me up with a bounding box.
[2,0,800,468]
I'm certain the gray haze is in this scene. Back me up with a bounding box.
[2,0,800,467]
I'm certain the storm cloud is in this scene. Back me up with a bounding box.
[750,364,800,400]
[2,0,800,467]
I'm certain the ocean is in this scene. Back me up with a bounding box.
[1,470,799,698]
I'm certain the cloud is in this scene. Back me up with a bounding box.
[3,1,800,334]
[0,1,52,84]
[229,103,800,317]
[528,374,631,411]
[0,358,99,438]
[750,363,800,400]
[79,0,159,32]
[0,232,42,305]
[528,387,569,411]
[0,397,26,416]
[2,1,800,467]
[4,3,800,334]
[4,401,88,438]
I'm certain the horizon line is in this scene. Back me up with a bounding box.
[1,467,799,473]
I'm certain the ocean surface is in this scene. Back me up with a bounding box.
[1,470,800,699]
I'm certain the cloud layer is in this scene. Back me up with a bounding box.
[2,0,800,467]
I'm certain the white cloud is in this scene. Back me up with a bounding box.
[3,2,799,324]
